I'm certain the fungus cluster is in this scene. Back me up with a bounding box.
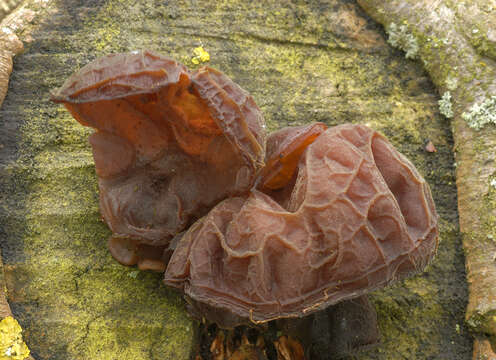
[52,50,438,336]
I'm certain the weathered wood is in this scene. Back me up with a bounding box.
[0,0,24,22]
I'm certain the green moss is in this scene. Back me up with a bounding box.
[0,2,195,359]
[2,139,195,359]
[469,26,496,60]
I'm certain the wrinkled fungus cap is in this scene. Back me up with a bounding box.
[164,124,439,327]
[51,50,266,255]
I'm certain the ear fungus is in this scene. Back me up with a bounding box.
[164,124,438,327]
[52,50,266,269]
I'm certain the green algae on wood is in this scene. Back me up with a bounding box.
[1,126,195,359]
[0,2,195,360]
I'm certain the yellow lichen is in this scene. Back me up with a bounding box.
[0,317,30,360]
[191,46,210,64]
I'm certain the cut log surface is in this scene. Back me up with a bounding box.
[0,0,472,359]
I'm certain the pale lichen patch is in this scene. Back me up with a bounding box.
[445,76,458,91]
[462,96,496,130]
[387,22,419,59]
[439,91,454,118]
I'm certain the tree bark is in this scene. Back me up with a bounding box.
[357,0,496,355]
[0,6,26,108]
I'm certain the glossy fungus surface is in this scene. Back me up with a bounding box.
[52,50,266,268]
[164,124,439,325]
[258,122,328,191]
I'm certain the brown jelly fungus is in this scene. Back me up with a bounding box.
[164,124,438,327]
[52,50,266,270]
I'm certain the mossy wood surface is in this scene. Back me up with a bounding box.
[0,0,472,359]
